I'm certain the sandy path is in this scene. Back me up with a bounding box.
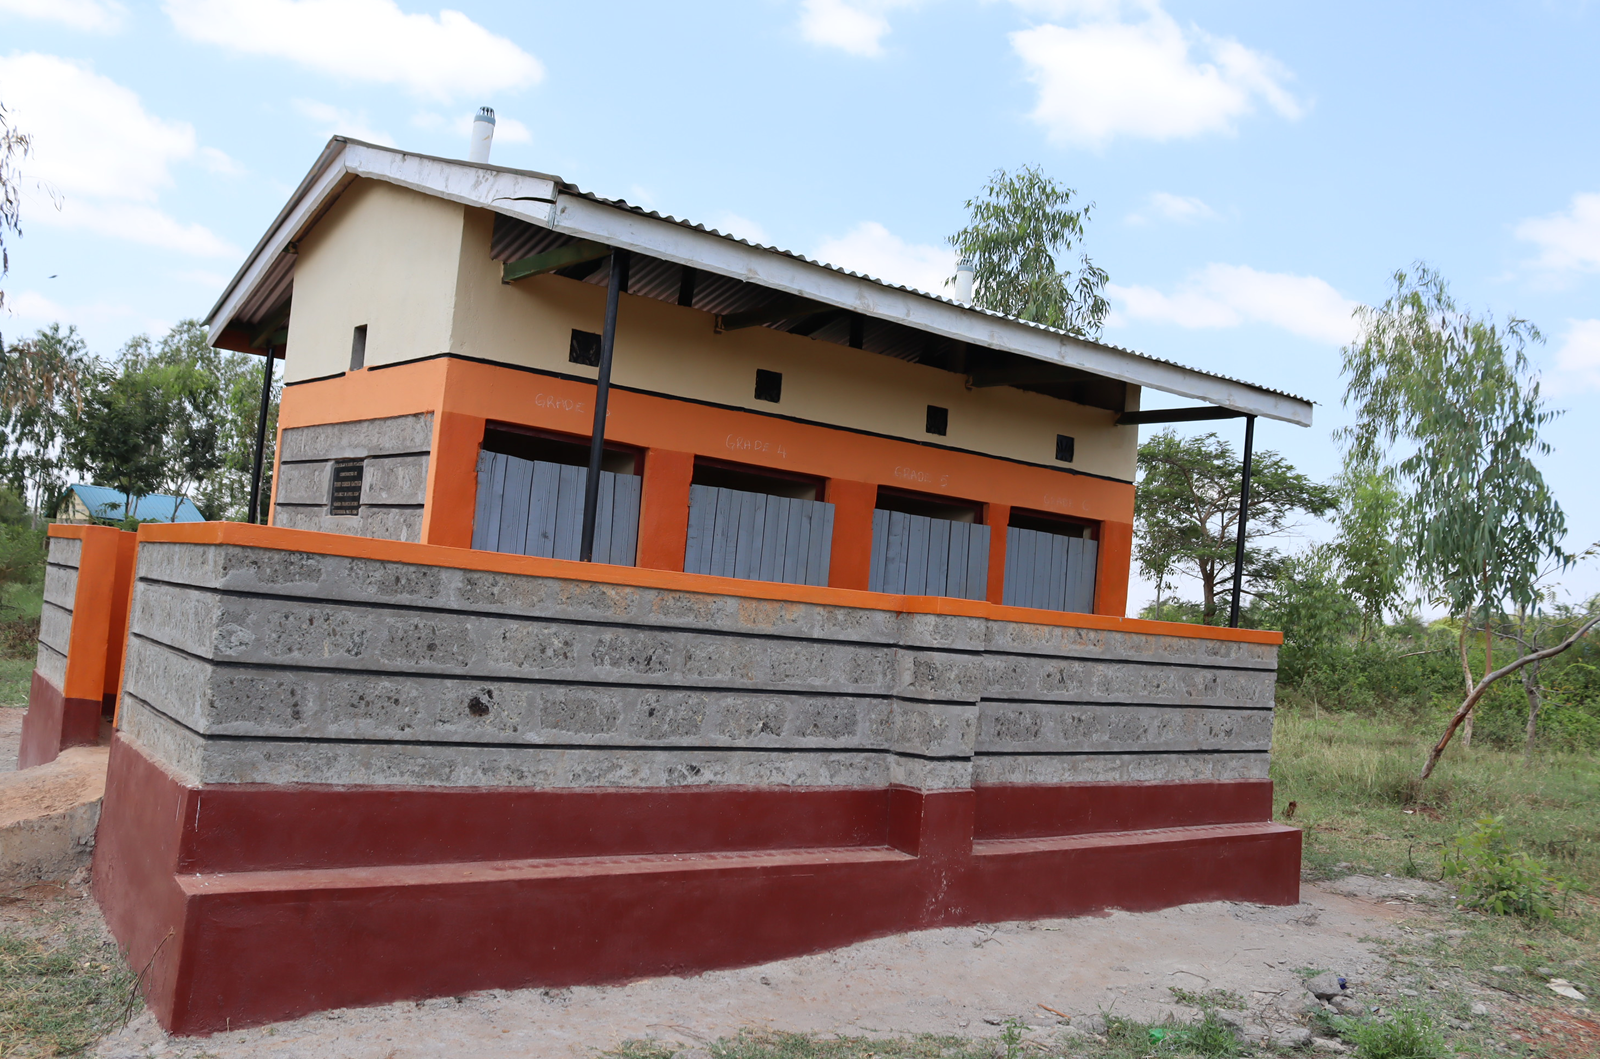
[0,707,23,774]
[93,880,1425,1059]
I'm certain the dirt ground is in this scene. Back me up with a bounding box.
[1,705,23,774]
[81,877,1442,1059]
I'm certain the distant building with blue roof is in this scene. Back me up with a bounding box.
[55,484,206,525]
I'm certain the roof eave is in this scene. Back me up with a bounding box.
[206,142,1314,428]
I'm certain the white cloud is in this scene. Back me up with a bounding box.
[1515,192,1600,273]
[3,288,164,336]
[709,212,771,246]
[814,221,952,295]
[1009,0,1302,148]
[198,146,244,175]
[0,0,127,33]
[799,0,919,57]
[1128,191,1216,225]
[1553,319,1600,390]
[1108,263,1356,344]
[0,53,237,257]
[411,110,532,146]
[164,0,543,103]
[293,99,395,146]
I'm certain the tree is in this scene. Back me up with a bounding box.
[0,324,90,517]
[1331,456,1407,640]
[66,359,172,516]
[1135,429,1335,624]
[0,100,31,315]
[1339,265,1585,777]
[948,166,1110,338]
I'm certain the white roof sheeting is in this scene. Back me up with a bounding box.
[206,138,1313,427]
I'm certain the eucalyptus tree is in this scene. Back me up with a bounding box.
[1340,265,1586,776]
[0,324,90,517]
[948,166,1110,337]
[0,99,30,315]
[1135,430,1335,624]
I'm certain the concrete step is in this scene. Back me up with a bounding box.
[0,745,109,886]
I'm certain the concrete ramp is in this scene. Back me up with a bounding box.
[0,745,108,886]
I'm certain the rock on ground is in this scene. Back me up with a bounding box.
[91,881,1410,1059]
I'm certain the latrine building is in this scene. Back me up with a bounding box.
[60,136,1315,1034]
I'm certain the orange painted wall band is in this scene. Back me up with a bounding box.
[132,521,1281,646]
[278,358,1135,521]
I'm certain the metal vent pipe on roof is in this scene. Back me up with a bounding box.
[469,107,495,163]
[953,257,975,303]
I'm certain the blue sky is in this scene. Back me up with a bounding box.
[2,0,1597,609]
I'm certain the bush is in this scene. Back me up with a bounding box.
[1348,1009,1445,1059]
[1442,815,1565,920]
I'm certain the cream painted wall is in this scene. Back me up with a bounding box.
[284,181,467,384]
[287,185,1137,480]
[449,207,1139,482]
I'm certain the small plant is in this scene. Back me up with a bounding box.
[1348,1008,1445,1059]
[1144,1012,1241,1059]
[1169,986,1246,1010]
[1442,815,1564,920]
[999,1016,1025,1059]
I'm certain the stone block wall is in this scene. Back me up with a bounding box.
[118,538,1277,790]
[271,413,432,542]
[35,535,80,694]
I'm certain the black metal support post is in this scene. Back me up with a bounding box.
[1228,414,1257,628]
[579,249,628,562]
[247,346,277,524]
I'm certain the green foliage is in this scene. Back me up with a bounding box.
[1442,815,1564,920]
[4,319,278,523]
[1168,987,1246,1010]
[948,165,1109,337]
[1135,429,1335,624]
[1347,1009,1445,1059]
[0,322,91,515]
[1342,264,1564,622]
[1331,458,1408,638]
[0,99,30,312]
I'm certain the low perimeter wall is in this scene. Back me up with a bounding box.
[93,522,1299,1035]
[19,525,136,768]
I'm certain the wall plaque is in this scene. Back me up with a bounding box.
[330,460,364,515]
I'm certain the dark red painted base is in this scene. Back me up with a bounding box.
[93,736,1301,1036]
[17,671,102,769]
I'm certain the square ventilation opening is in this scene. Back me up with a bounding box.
[925,405,948,436]
[569,329,602,367]
[754,369,783,403]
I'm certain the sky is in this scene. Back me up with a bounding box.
[1,0,1597,611]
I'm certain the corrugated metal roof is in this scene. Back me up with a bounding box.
[205,138,1314,422]
[62,485,206,523]
[551,185,1311,407]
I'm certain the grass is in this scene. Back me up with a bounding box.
[1270,707,1600,897]
[0,578,41,704]
[0,893,139,1057]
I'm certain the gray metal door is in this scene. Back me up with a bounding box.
[1002,526,1097,613]
[471,451,640,566]
[684,484,834,587]
[868,509,990,600]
